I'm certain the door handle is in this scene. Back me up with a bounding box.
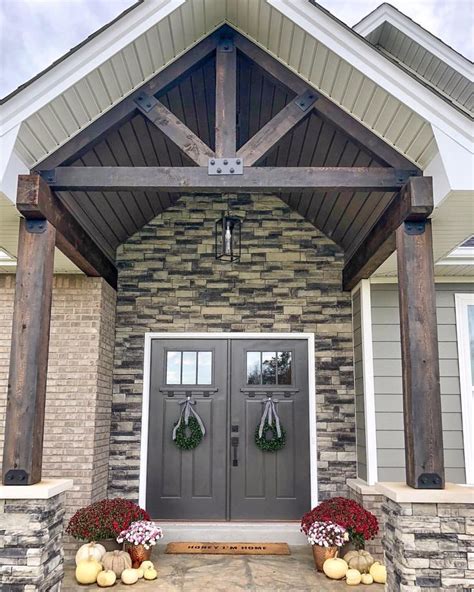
[231,436,239,467]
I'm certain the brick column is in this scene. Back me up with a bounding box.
[0,479,72,591]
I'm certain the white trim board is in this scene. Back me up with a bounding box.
[455,294,474,485]
[138,332,318,515]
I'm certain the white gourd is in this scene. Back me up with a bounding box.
[75,542,106,565]
[121,568,139,584]
[346,568,362,585]
[322,557,349,580]
[75,557,102,584]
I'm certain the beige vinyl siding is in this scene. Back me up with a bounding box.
[352,288,367,481]
[371,283,470,483]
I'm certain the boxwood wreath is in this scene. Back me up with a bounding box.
[172,397,206,451]
[255,397,286,452]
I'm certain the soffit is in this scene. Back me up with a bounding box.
[10,0,439,171]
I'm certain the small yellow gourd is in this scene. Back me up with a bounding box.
[323,557,348,580]
[346,569,362,586]
[121,568,139,585]
[343,550,375,573]
[361,573,374,584]
[140,560,154,570]
[136,566,144,578]
[102,550,132,577]
[143,566,158,580]
[75,541,106,565]
[369,562,387,584]
[97,570,117,587]
[75,557,102,584]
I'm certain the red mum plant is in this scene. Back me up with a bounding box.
[66,498,150,542]
[301,497,378,550]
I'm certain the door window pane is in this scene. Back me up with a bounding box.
[262,351,277,384]
[166,351,181,384]
[277,351,292,384]
[247,352,261,384]
[198,351,212,385]
[182,351,197,384]
[469,305,474,385]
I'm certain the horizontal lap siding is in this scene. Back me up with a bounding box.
[352,288,367,481]
[371,283,471,483]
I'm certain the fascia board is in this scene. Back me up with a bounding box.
[269,0,474,153]
[0,0,186,135]
[354,4,473,80]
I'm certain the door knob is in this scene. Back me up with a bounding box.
[231,436,239,467]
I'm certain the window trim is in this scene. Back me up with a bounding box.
[455,293,474,484]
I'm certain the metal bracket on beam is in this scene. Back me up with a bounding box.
[134,91,159,113]
[208,157,243,175]
[40,170,55,184]
[25,219,47,234]
[218,37,234,52]
[404,221,426,235]
[4,469,29,485]
[295,89,318,111]
[418,473,443,488]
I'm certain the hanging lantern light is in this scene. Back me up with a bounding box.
[215,196,242,262]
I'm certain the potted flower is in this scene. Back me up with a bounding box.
[306,520,348,571]
[117,520,163,567]
[301,497,379,552]
[66,498,150,551]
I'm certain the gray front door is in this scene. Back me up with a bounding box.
[146,337,311,521]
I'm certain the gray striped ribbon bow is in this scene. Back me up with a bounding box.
[258,396,282,438]
[172,397,206,440]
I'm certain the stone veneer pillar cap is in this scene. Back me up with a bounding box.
[376,481,474,504]
[0,478,73,499]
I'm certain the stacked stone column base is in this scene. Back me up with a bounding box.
[0,480,72,591]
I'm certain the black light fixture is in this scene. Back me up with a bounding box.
[215,195,242,262]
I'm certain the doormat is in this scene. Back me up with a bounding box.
[166,542,290,555]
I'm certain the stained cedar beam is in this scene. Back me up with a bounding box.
[135,95,215,166]
[2,215,55,485]
[46,166,417,193]
[343,176,433,291]
[34,33,219,170]
[237,91,317,166]
[233,29,421,172]
[397,216,445,489]
[17,174,117,289]
[215,36,237,157]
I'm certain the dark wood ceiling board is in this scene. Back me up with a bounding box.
[286,116,313,210]
[293,115,325,212]
[329,191,372,246]
[189,68,212,148]
[237,53,251,147]
[201,57,217,151]
[247,64,265,142]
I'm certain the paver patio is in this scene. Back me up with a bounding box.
[63,546,383,591]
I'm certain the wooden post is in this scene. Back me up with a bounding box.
[2,181,56,485]
[215,36,237,157]
[396,178,445,488]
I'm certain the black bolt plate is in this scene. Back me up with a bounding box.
[40,169,55,184]
[25,219,47,234]
[134,91,158,113]
[218,38,234,52]
[417,473,443,488]
[295,89,318,111]
[4,469,29,485]
[405,221,426,235]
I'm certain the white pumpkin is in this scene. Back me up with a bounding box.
[369,562,387,584]
[346,568,362,586]
[97,570,117,587]
[121,568,140,585]
[323,557,348,580]
[140,560,154,570]
[75,557,102,584]
[75,541,106,565]
[143,566,158,580]
[343,550,374,573]
[361,573,374,585]
[136,566,144,578]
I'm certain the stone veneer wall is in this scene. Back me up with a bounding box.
[0,493,66,591]
[0,275,116,554]
[347,480,385,559]
[110,193,356,501]
[382,498,474,590]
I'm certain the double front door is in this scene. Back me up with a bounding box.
[145,338,311,520]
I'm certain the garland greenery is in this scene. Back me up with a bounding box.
[173,416,204,450]
[255,420,286,452]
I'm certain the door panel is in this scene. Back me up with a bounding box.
[230,339,311,520]
[146,339,228,519]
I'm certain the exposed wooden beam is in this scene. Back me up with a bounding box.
[34,33,219,170]
[135,94,214,166]
[237,91,317,166]
[343,176,433,291]
[233,29,421,172]
[2,216,55,485]
[45,166,417,193]
[17,174,117,289]
[215,36,237,157]
[396,216,445,489]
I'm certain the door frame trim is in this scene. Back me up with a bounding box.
[138,332,317,511]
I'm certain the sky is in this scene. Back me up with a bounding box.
[0,0,472,99]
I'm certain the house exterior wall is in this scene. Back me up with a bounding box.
[110,193,356,502]
[352,287,367,481]
[370,282,470,483]
[0,275,116,553]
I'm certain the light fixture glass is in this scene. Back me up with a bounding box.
[214,196,242,262]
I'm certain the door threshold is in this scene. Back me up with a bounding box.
[155,521,306,545]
